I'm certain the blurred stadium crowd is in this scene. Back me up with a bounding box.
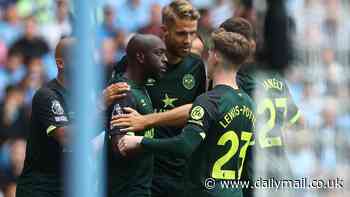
[0,0,348,197]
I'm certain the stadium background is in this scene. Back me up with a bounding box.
[0,0,349,196]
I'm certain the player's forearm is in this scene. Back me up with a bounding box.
[52,126,100,147]
[145,104,192,128]
[141,127,201,159]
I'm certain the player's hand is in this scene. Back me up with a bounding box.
[110,107,148,132]
[111,135,122,153]
[103,82,130,107]
[118,135,143,156]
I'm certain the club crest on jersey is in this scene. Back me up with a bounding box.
[191,106,204,120]
[51,100,64,115]
[183,74,195,90]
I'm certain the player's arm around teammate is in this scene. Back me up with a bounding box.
[108,35,207,132]
[110,104,193,132]
[119,29,250,166]
[105,34,168,197]
[117,29,254,197]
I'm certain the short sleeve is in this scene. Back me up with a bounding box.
[186,95,217,140]
[33,90,69,136]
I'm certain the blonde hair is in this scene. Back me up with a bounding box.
[162,0,200,26]
[211,28,251,66]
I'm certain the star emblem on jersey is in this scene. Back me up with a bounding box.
[182,74,195,90]
[191,106,205,120]
[51,100,64,115]
[162,94,178,108]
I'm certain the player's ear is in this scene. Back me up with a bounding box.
[136,52,145,64]
[250,40,256,56]
[161,24,169,38]
[56,58,64,70]
[213,51,221,65]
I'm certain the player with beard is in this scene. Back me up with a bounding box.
[117,28,255,197]
[110,1,206,197]
[105,34,167,197]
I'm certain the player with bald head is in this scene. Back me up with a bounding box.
[55,37,75,86]
[105,34,167,197]
[124,34,168,80]
[117,28,255,197]
[102,35,169,108]
[16,37,76,197]
[110,2,207,196]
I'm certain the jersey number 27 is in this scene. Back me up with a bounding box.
[257,97,287,148]
[212,130,253,180]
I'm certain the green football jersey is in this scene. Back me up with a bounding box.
[106,75,155,197]
[16,79,71,197]
[238,69,300,150]
[255,72,300,148]
[236,65,257,98]
[145,54,206,196]
[113,54,206,197]
[185,85,255,197]
[256,72,300,180]
[237,68,301,195]
[141,85,255,197]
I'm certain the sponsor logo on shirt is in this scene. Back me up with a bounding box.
[55,116,68,122]
[51,100,65,115]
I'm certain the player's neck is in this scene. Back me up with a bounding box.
[124,65,145,85]
[166,51,183,65]
[245,57,255,64]
[56,74,66,88]
[212,68,238,90]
